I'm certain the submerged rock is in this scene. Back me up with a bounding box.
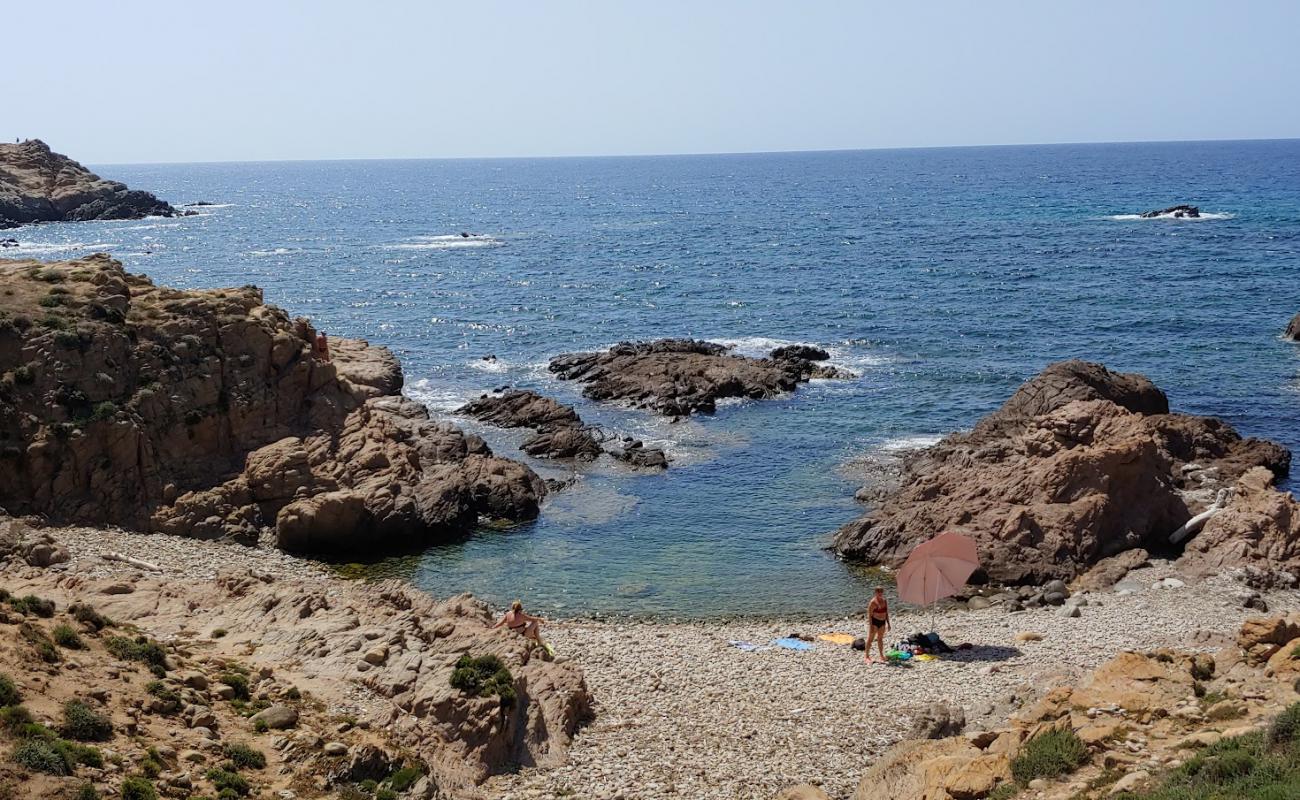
[548,338,851,417]
[0,254,546,553]
[832,360,1290,584]
[0,139,179,227]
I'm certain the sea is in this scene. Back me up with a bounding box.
[8,140,1300,618]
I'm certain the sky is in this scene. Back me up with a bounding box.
[5,1,1300,164]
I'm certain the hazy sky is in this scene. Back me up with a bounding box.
[7,1,1299,164]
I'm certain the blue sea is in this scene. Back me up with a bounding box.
[9,140,1300,617]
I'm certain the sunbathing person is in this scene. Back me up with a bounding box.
[493,600,546,643]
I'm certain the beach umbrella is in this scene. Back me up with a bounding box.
[896,531,979,608]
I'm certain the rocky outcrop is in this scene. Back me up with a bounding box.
[458,388,668,468]
[844,615,1300,800]
[1140,204,1200,219]
[1179,466,1300,584]
[0,552,592,797]
[0,255,545,553]
[0,140,179,227]
[1286,313,1300,341]
[833,360,1290,584]
[548,339,851,417]
[0,516,69,567]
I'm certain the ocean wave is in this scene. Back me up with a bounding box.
[468,356,510,373]
[1107,211,1234,221]
[405,379,482,413]
[6,241,115,255]
[247,247,297,257]
[384,234,504,251]
[880,434,943,452]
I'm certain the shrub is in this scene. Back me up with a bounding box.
[75,784,100,800]
[69,603,111,631]
[252,718,268,733]
[211,628,228,639]
[449,654,517,708]
[35,269,66,283]
[0,674,19,706]
[376,790,398,800]
[105,636,168,669]
[205,768,250,796]
[284,686,301,700]
[0,705,33,731]
[1010,728,1088,786]
[9,594,55,617]
[38,295,65,308]
[12,738,71,775]
[90,401,119,422]
[140,756,162,778]
[53,624,86,649]
[218,672,250,701]
[986,785,1018,800]
[120,777,158,800]
[12,364,34,384]
[60,700,112,741]
[19,623,60,663]
[222,741,266,769]
[54,330,82,349]
[144,680,181,708]
[386,765,423,792]
[1271,702,1300,746]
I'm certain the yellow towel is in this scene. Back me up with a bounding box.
[913,654,938,661]
[817,633,856,645]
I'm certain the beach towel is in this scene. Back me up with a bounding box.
[774,637,815,651]
[817,633,856,645]
[729,640,770,653]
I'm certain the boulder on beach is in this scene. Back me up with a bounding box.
[0,254,546,553]
[0,139,179,227]
[832,360,1291,584]
[548,338,851,416]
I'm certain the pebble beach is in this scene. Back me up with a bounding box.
[41,526,1297,800]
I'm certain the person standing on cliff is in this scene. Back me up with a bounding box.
[313,331,330,361]
[865,587,891,663]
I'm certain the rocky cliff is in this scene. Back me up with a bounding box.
[832,360,1291,585]
[0,140,178,228]
[0,255,546,553]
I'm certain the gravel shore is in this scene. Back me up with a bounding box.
[34,526,1299,800]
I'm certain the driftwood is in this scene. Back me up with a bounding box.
[102,551,162,572]
[1169,488,1233,545]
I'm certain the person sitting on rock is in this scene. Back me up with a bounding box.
[494,600,545,643]
[865,587,891,664]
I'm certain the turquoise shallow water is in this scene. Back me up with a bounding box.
[9,140,1300,617]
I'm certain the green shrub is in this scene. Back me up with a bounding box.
[54,330,82,348]
[120,777,158,800]
[140,756,162,778]
[0,705,33,731]
[89,401,119,421]
[1010,728,1088,786]
[9,594,55,617]
[69,603,111,631]
[105,636,168,669]
[1270,702,1300,746]
[60,700,112,741]
[205,768,250,796]
[222,741,266,769]
[12,364,34,384]
[53,623,86,649]
[986,785,1018,800]
[252,717,268,734]
[12,738,72,775]
[218,672,250,701]
[35,269,66,283]
[75,783,100,800]
[39,294,65,308]
[284,686,301,700]
[19,623,60,663]
[376,790,398,800]
[449,654,516,708]
[386,765,423,792]
[0,674,19,706]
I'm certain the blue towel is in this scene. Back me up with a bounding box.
[773,637,814,651]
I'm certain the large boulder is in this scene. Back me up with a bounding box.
[0,255,546,554]
[548,338,851,416]
[1179,467,1300,582]
[0,139,178,226]
[832,361,1289,584]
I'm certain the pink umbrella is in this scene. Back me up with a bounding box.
[896,531,980,607]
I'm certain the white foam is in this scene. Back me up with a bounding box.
[184,203,235,208]
[405,379,482,413]
[247,247,296,257]
[468,357,510,374]
[8,241,115,255]
[880,435,943,452]
[384,234,504,251]
[1108,211,1234,221]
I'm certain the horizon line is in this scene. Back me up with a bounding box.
[86,134,1300,168]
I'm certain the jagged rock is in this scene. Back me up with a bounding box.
[1285,313,1300,342]
[1140,204,1200,219]
[0,139,178,226]
[548,338,850,417]
[1179,467,1300,582]
[0,255,546,553]
[1070,549,1149,592]
[832,360,1290,584]
[1237,614,1300,665]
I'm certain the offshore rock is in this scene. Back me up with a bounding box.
[0,255,545,553]
[1140,204,1200,219]
[0,139,179,227]
[548,338,851,417]
[832,360,1290,584]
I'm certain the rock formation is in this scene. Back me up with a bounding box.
[458,388,668,468]
[0,547,592,797]
[0,255,546,553]
[548,339,851,417]
[1140,204,1201,219]
[832,360,1290,584]
[1285,313,1300,341]
[834,614,1300,800]
[1179,466,1300,584]
[0,140,179,228]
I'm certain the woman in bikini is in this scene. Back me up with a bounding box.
[493,600,546,643]
[865,587,891,663]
